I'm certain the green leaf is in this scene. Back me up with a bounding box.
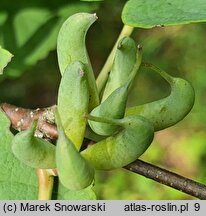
[0,46,13,74]
[122,0,206,28]
[0,109,38,199]
[0,0,98,79]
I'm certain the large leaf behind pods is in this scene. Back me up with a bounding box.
[122,0,206,28]
[0,109,38,199]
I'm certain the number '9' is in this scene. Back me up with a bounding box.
[194,203,200,211]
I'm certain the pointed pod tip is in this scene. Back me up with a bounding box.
[137,44,142,51]
[93,13,98,20]
[117,36,135,50]
[117,37,126,49]
[117,42,122,49]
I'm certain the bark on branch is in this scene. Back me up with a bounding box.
[125,160,206,199]
[1,102,206,199]
[1,103,58,139]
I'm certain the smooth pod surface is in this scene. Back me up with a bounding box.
[88,47,142,136]
[89,84,129,136]
[126,66,195,131]
[57,61,89,150]
[12,121,56,169]
[57,12,99,111]
[56,112,94,190]
[82,116,154,170]
[101,36,137,101]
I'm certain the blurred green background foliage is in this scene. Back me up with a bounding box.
[1,0,206,199]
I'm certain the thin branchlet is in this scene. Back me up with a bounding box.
[1,103,58,139]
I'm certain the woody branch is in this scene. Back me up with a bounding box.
[1,102,206,200]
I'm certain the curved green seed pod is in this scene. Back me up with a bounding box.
[12,121,56,169]
[81,115,154,170]
[88,84,128,136]
[101,36,138,102]
[85,125,107,142]
[57,61,89,150]
[88,49,142,136]
[57,12,99,111]
[55,111,94,191]
[125,63,195,131]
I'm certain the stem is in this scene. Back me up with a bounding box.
[125,159,206,200]
[142,62,173,83]
[1,103,58,140]
[37,169,54,200]
[96,25,134,94]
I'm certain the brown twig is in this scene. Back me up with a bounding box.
[1,102,206,199]
[124,160,206,200]
[1,103,58,139]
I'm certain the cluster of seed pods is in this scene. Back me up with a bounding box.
[11,13,195,191]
